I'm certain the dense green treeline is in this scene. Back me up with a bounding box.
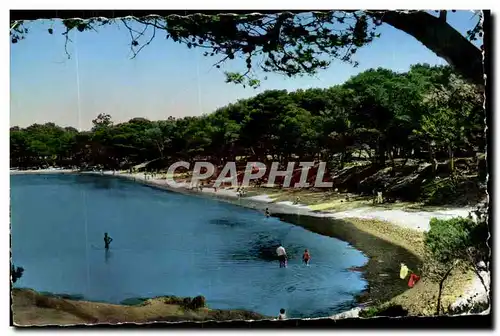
[10,63,485,201]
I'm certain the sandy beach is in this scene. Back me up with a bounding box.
[79,170,474,232]
[10,168,78,175]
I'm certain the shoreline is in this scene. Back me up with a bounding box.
[10,168,77,175]
[10,168,474,228]
[11,169,485,317]
[85,170,474,230]
[11,288,269,326]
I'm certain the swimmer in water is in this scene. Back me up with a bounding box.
[104,232,113,250]
[302,249,310,265]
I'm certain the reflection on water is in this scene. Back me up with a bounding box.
[11,174,368,318]
[105,249,112,264]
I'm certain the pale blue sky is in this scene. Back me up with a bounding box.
[10,11,481,130]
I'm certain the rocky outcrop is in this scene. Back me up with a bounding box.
[449,269,490,315]
[330,307,362,320]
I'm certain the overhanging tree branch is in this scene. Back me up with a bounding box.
[375,11,483,87]
[10,10,485,88]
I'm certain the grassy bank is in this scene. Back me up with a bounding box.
[11,288,268,326]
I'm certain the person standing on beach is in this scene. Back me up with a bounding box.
[276,244,287,268]
[265,208,271,217]
[104,232,113,250]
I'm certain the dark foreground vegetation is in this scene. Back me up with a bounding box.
[11,64,485,205]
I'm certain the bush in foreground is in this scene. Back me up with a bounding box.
[423,210,489,315]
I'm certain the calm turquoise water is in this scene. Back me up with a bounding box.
[10,174,368,318]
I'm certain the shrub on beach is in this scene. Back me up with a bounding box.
[424,216,488,266]
[423,213,489,315]
[11,264,24,284]
[178,295,207,310]
[190,295,206,309]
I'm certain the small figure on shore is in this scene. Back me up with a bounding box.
[104,232,113,250]
[265,208,271,217]
[372,189,382,204]
[377,191,383,204]
[278,308,287,320]
[302,249,310,265]
[276,244,287,268]
[293,196,300,205]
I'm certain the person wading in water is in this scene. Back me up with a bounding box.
[302,249,311,265]
[265,208,271,217]
[276,244,287,268]
[104,232,113,250]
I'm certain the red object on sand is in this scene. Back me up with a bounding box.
[408,273,420,288]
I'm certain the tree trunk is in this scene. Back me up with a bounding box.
[448,144,454,174]
[340,147,347,169]
[376,138,386,167]
[377,11,483,88]
[471,265,490,305]
[429,142,438,175]
[389,147,396,176]
[364,148,372,160]
[402,156,409,168]
[465,250,490,306]
[157,143,164,159]
[436,261,458,315]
